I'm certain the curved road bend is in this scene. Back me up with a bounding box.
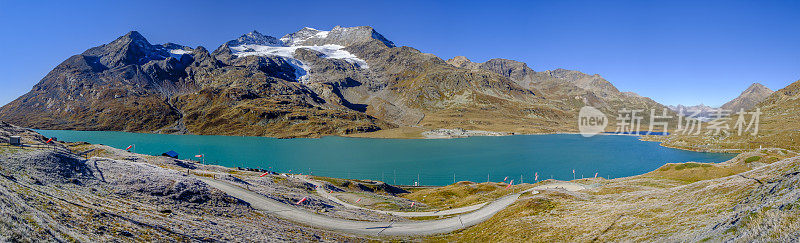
[198,176,540,236]
[196,176,586,236]
[300,176,487,217]
[302,176,587,217]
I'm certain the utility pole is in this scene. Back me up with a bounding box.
[453,172,456,184]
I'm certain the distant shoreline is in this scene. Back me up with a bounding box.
[34,127,738,156]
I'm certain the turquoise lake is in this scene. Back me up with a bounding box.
[36,130,736,186]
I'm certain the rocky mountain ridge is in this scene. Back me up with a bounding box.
[445,56,675,130]
[666,83,774,121]
[721,83,774,112]
[656,79,800,152]
[2,26,679,137]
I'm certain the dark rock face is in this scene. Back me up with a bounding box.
[478,59,535,89]
[0,31,184,132]
[83,31,174,68]
[226,30,285,47]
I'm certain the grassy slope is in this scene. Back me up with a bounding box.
[652,79,800,152]
[421,148,800,241]
[401,181,534,210]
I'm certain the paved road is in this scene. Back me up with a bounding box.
[300,176,487,217]
[197,176,583,236]
[302,176,587,217]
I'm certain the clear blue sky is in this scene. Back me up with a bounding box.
[1,0,798,107]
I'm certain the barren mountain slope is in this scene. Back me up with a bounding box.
[721,82,774,112]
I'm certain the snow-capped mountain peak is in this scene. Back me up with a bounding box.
[228,30,285,47]
[280,27,329,46]
[225,28,370,83]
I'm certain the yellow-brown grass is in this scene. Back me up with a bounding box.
[402,181,533,209]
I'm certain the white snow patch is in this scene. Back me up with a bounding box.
[168,49,192,59]
[280,27,330,46]
[230,44,367,68]
[229,44,368,82]
[314,30,329,39]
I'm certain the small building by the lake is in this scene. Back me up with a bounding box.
[9,136,21,146]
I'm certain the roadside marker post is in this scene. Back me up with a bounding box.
[45,138,54,152]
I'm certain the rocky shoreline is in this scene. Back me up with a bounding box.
[421,128,509,139]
